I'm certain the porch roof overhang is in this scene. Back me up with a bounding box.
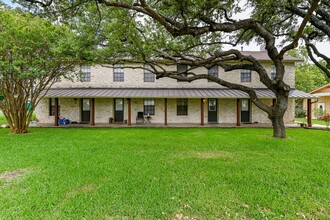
[42,88,317,99]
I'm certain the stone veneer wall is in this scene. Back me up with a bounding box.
[52,62,296,89]
[36,98,53,124]
[60,98,80,122]
[36,98,295,125]
[218,99,237,123]
[167,99,200,124]
[284,99,295,123]
[95,99,113,123]
[36,98,81,123]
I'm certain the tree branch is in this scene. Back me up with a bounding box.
[279,0,320,58]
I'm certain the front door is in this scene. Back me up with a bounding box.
[208,99,218,123]
[81,98,90,123]
[241,99,250,123]
[114,98,124,122]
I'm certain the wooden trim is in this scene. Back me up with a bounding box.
[127,98,131,126]
[90,98,95,126]
[236,98,241,126]
[307,99,312,127]
[49,98,52,116]
[201,98,204,126]
[54,98,59,126]
[80,98,83,123]
[164,98,168,126]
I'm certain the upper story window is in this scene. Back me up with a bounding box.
[49,98,60,116]
[271,65,276,79]
[80,65,91,82]
[208,65,218,82]
[240,69,251,82]
[177,64,188,82]
[177,98,188,116]
[113,64,124,82]
[144,64,155,82]
[144,98,155,115]
[54,77,61,83]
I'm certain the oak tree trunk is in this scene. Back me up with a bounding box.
[270,115,286,138]
[268,93,288,138]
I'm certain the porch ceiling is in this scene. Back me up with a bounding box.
[42,88,317,99]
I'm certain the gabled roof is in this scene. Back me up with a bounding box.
[310,83,330,94]
[107,51,302,65]
[241,51,303,62]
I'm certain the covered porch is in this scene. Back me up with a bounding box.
[40,88,317,127]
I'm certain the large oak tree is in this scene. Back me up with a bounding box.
[16,0,328,138]
[250,0,330,77]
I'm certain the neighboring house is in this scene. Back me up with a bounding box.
[306,83,330,118]
[36,51,315,126]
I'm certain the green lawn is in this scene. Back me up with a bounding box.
[0,128,329,219]
[0,112,36,125]
[0,113,6,125]
[295,118,329,126]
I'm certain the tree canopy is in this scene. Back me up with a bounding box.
[289,47,329,92]
[0,8,80,133]
[249,0,330,77]
[13,0,329,138]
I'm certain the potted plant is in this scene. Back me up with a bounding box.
[109,117,114,124]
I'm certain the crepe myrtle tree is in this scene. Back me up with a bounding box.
[17,0,322,138]
[0,9,80,134]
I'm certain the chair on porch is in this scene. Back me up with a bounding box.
[136,112,145,124]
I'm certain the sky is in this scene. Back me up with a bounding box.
[3,0,15,5]
[2,0,329,57]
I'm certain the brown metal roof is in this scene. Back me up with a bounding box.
[42,88,317,99]
[241,51,303,62]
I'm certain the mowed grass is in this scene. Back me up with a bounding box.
[0,128,329,219]
[0,112,36,125]
[295,118,329,126]
[0,113,6,125]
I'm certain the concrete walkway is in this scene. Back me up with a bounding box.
[30,122,329,129]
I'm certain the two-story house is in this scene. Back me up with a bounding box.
[36,51,315,126]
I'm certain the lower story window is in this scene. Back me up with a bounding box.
[49,98,60,116]
[144,98,155,115]
[177,98,188,115]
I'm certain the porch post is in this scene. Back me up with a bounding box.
[127,98,131,126]
[201,98,204,126]
[54,98,59,126]
[307,99,312,127]
[164,98,168,126]
[90,98,95,126]
[236,98,241,126]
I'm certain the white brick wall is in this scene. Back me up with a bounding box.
[218,99,237,123]
[53,62,296,89]
[36,98,53,123]
[95,99,113,123]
